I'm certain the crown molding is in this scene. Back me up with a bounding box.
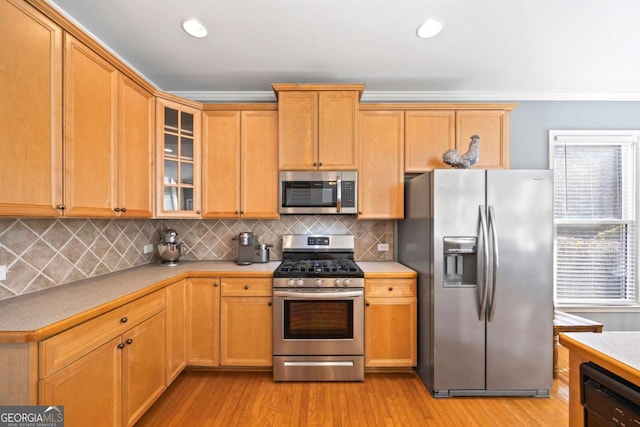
[170,90,640,103]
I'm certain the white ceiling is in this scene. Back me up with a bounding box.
[48,0,640,101]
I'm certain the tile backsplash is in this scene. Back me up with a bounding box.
[0,216,393,301]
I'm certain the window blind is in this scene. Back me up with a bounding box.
[552,136,637,304]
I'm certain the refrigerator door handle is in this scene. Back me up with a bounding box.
[488,205,499,322]
[479,205,489,321]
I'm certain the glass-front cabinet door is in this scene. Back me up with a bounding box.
[156,98,201,217]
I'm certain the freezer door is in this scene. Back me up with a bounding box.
[485,170,553,392]
[432,169,487,392]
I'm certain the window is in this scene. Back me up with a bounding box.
[550,130,638,305]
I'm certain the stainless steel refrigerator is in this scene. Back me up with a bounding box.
[398,169,553,397]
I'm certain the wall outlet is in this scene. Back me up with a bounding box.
[377,243,389,252]
[143,244,154,254]
[0,265,6,281]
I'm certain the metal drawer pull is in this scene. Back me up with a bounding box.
[125,338,133,345]
[120,317,128,323]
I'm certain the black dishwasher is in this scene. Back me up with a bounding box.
[581,362,640,426]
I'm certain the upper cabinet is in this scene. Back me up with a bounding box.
[358,110,405,219]
[156,97,202,218]
[202,106,279,219]
[63,34,118,217]
[273,84,364,170]
[0,0,63,216]
[116,75,154,218]
[397,104,516,172]
[455,109,511,169]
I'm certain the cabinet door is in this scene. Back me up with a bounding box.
[364,297,417,368]
[318,91,359,169]
[116,74,154,218]
[186,278,220,366]
[220,296,272,366]
[202,111,241,217]
[0,0,63,216]
[156,98,202,217]
[39,337,122,427]
[405,111,455,172]
[358,111,404,219]
[64,35,118,217]
[166,280,187,384]
[122,312,166,427]
[456,110,509,169]
[278,91,318,170]
[241,111,279,218]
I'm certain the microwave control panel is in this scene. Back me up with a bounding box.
[342,181,356,207]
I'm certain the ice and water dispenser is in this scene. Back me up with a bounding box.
[443,237,477,286]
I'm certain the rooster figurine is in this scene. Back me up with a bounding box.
[442,134,480,169]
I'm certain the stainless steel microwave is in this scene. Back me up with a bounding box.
[279,171,358,214]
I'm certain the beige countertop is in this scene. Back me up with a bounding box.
[560,331,640,384]
[0,260,414,342]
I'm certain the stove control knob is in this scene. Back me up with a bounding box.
[316,279,324,287]
[296,279,304,286]
[343,279,351,287]
[287,279,295,286]
[334,279,341,287]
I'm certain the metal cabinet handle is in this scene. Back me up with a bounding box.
[313,162,318,166]
[365,301,370,307]
[244,285,249,290]
[125,338,133,345]
[318,162,323,166]
[56,204,65,210]
[268,301,272,307]
[388,287,394,292]
[196,210,201,215]
[214,283,219,287]
[114,207,121,212]
[120,207,127,213]
[120,317,128,324]
[117,343,125,349]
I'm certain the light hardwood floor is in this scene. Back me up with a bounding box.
[137,347,570,426]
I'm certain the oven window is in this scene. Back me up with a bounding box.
[284,300,353,339]
[282,181,337,207]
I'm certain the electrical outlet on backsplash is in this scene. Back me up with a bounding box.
[0,216,393,301]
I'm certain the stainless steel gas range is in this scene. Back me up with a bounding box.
[272,234,365,382]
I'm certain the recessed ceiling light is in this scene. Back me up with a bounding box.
[416,18,444,39]
[182,19,208,38]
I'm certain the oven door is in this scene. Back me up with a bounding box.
[273,288,364,356]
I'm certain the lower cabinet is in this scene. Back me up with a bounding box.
[166,279,187,384]
[220,278,273,366]
[186,277,220,367]
[39,306,167,427]
[364,278,417,368]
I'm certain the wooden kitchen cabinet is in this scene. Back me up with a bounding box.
[202,107,279,218]
[364,278,417,368]
[166,279,187,384]
[156,97,202,218]
[39,291,167,427]
[220,278,273,366]
[115,74,154,218]
[455,109,511,169]
[404,110,456,172]
[0,0,63,217]
[358,110,405,219]
[273,84,363,170]
[186,277,220,366]
[63,34,118,217]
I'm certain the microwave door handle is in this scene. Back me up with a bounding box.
[336,176,342,213]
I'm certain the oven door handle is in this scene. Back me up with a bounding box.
[274,290,363,299]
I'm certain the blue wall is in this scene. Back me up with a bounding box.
[509,101,640,330]
[509,101,640,169]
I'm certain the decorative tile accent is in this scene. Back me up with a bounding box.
[0,216,394,301]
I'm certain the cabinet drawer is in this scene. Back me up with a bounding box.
[39,290,166,378]
[365,279,416,297]
[221,278,272,296]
